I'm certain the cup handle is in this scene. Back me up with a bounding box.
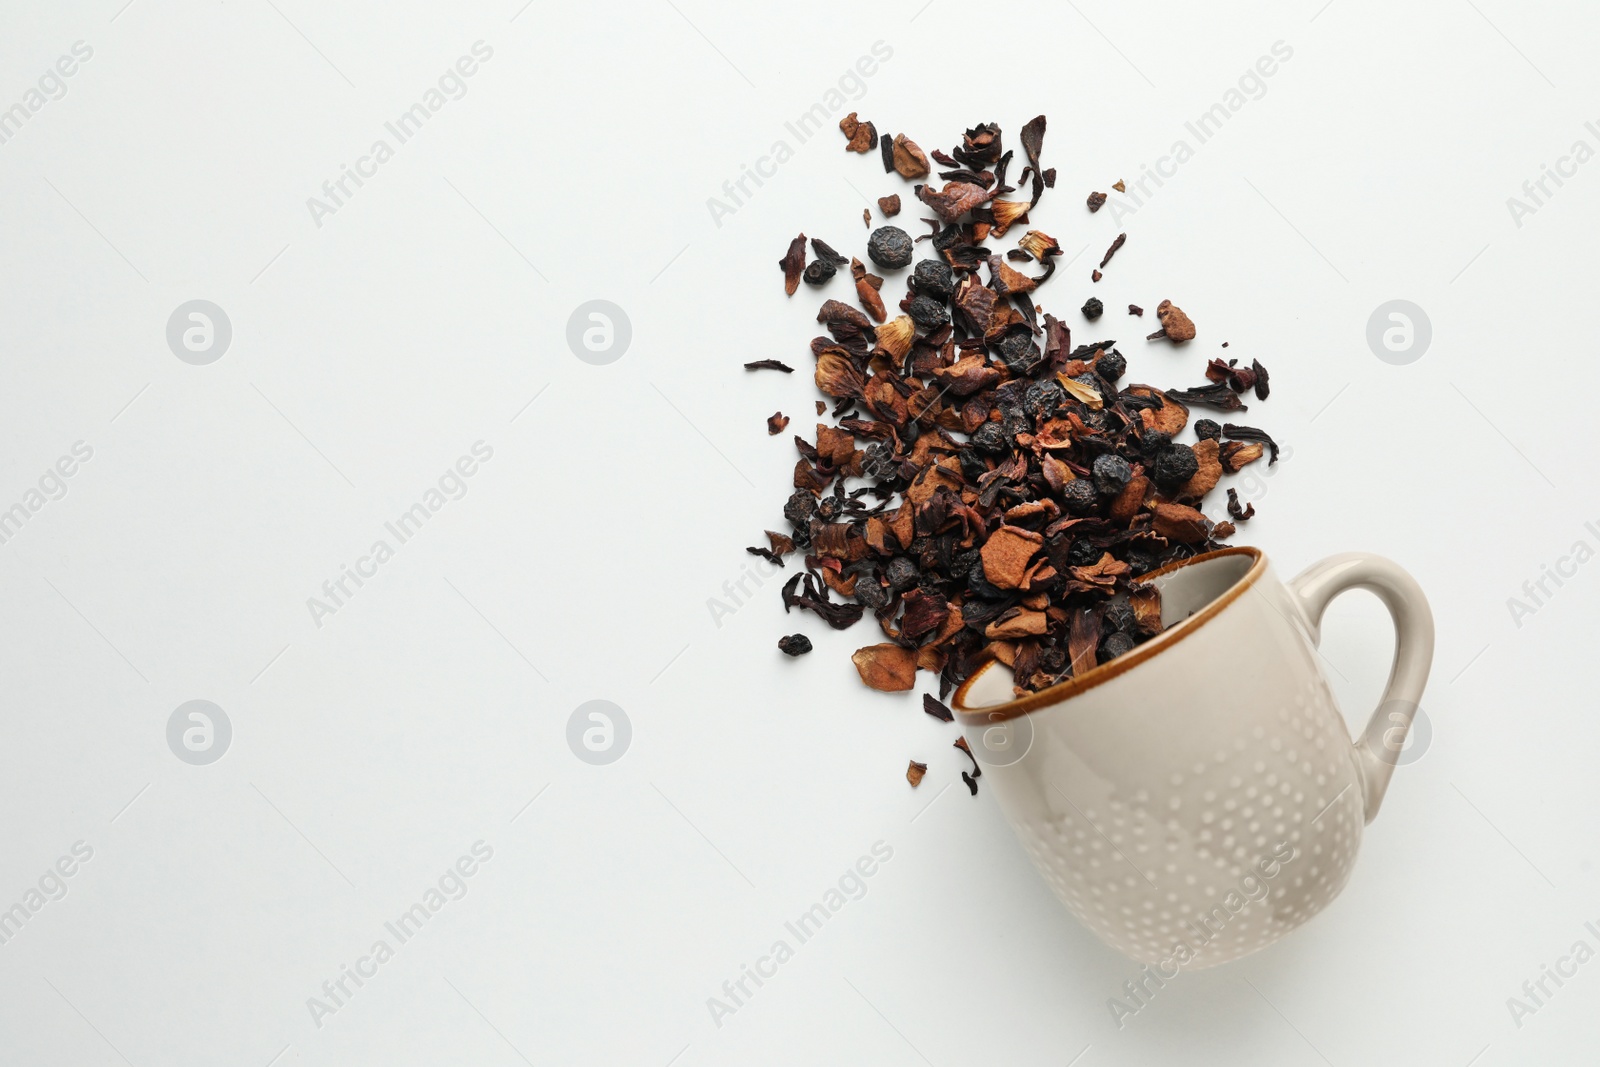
[1286,553,1434,824]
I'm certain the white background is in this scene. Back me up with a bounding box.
[0,0,1595,1064]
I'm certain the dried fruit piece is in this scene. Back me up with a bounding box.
[915,181,994,222]
[980,525,1044,589]
[1087,191,1107,212]
[778,634,812,656]
[907,760,928,786]
[878,194,901,217]
[891,133,931,179]
[853,643,918,691]
[768,412,790,435]
[840,112,877,152]
[1148,299,1196,343]
[1082,297,1104,321]
[778,234,806,296]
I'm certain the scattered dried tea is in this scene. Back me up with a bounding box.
[878,194,901,217]
[907,760,928,787]
[746,359,794,373]
[751,111,1281,792]
[768,412,790,435]
[1113,179,1126,192]
[779,634,813,656]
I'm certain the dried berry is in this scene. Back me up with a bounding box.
[1092,453,1133,495]
[1152,443,1199,488]
[778,634,813,656]
[911,259,955,300]
[1060,478,1100,516]
[1099,632,1136,663]
[1194,419,1222,441]
[867,226,914,270]
[906,294,950,331]
[1082,297,1104,321]
[1094,351,1126,382]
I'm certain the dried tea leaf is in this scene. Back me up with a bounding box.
[779,234,806,296]
[853,643,918,691]
[1222,423,1280,464]
[1099,233,1127,269]
[923,693,954,722]
[915,181,994,222]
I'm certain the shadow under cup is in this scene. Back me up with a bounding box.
[953,547,1371,968]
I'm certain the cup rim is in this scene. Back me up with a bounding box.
[952,545,1267,725]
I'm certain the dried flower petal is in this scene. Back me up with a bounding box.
[891,133,931,179]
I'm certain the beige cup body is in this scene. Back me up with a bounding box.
[959,556,1366,968]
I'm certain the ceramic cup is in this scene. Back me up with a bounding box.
[953,546,1433,968]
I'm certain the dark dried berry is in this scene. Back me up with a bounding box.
[1082,297,1104,321]
[802,259,838,286]
[1194,419,1222,441]
[1060,478,1100,515]
[885,556,919,591]
[957,448,988,482]
[1140,430,1171,455]
[1092,453,1132,495]
[783,489,816,529]
[906,294,950,330]
[1099,632,1136,663]
[778,634,813,656]
[997,331,1042,373]
[867,226,914,269]
[1095,351,1126,382]
[1067,538,1102,566]
[855,575,890,610]
[1024,380,1065,422]
[970,420,1009,455]
[967,556,1005,599]
[911,259,955,300]
[1152,443,1199,487]
[1103,597,1137,633]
